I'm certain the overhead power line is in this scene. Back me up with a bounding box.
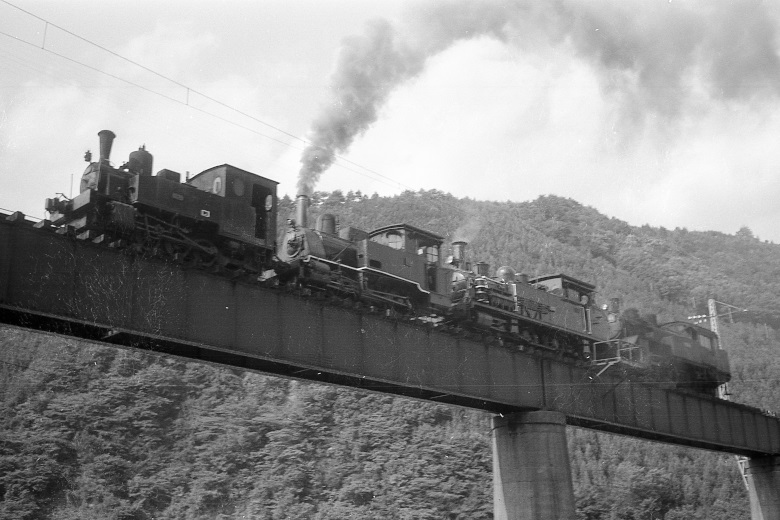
[0,0,563,250]
[0,0,406,191]
[3,0,765,308]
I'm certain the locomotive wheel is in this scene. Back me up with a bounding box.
[195,252,216,269]
[181,239,218,269]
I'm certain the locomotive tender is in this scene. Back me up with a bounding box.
[44,130,730,396]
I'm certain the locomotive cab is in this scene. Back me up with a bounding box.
[186,165,277,244]
[368,224,442,288]
[661,322,720,351]
[367,226,491,313]
[659,322,731,382]
[528,274,607,336]
[529,274,595,305]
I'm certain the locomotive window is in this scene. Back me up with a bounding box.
[232,177,245,197]
[418,245,439,263]
[386,232,403,250]
[251,185,270,239]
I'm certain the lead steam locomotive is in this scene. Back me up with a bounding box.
[44,130,731,396]
[46,130,278,274]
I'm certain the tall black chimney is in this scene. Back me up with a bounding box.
[452,241,467,268]
[295,195,309,228]
[98,130,116,164]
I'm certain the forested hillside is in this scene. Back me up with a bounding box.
[2,190,778,519]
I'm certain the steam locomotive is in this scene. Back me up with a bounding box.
[44,130,730,396]
[45,130,278,274]
[277,195,731,396]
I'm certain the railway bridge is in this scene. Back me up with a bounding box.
[1,210,779,519]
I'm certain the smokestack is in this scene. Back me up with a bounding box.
[98,130,116,164]
[295,195,310,229]
[452,241,467,268]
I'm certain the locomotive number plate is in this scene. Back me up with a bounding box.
[200,210,211,218]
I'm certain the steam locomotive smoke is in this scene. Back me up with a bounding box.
[297,20,426,195]
[298,0,780,195]
[297,4,518,195]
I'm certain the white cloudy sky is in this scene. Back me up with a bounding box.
[1,0,780,242]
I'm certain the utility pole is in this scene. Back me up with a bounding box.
[709,298,719,338]
[687,298,749,349]
[689,299,753,492]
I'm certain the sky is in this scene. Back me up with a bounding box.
[1,0,780,242]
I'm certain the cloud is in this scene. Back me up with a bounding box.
[3,0,780,243]
[299,0,780,242]
[0,21,285,218]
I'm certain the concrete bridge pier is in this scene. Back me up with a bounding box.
[492,411,576,520]
[747,456,780,520]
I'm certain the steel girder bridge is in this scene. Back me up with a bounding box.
[2,210,779,519]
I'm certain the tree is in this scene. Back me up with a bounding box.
[736,226,754,239]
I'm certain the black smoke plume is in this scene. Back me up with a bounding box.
[298,0,780,195]
[297,20,424,195]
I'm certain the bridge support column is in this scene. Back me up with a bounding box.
[747,456,780,520]
[492,411,575,520]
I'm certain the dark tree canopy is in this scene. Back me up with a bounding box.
[4,190,778,519]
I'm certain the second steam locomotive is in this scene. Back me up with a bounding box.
[43,130,731,396]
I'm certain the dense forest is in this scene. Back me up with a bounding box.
[2,190,779,519]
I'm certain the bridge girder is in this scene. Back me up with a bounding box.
[2,211,779,457]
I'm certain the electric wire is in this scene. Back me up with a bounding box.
[1,1,775,325]
[0,0,405,191]
[1,4,777,440]
[0,31,400,193]
[0,1,561,258]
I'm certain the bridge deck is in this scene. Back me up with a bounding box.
[2,211,779,457]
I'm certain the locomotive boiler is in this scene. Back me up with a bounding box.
[45,130,278,274]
